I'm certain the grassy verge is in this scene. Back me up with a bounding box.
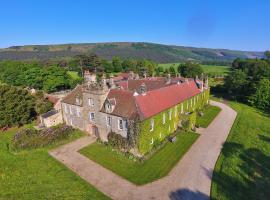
[0,127,109,200]
[196,105,221,128]
[211,102,270,200]
[80,131,199,185]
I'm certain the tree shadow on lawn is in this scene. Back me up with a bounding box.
[211,142,270,200]
[169,188,209,200]
[258,134,270,143]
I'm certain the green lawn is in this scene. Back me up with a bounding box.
[196,105,221,128]
[0,127,109,200]
[201,65,230,76]
[80,131,199,185]
[158,63,230,76]
[211,102,270,200]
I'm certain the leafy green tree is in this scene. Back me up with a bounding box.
[264,50,270,59]
[0,85,36,127]
[224,70,248,101]
[169,66,176,77]
[155,66,164,76]
[249,79,270,112]
[122,59,136,72]
[144,60,156,76]
[112,56,123,72]
[178,62,203,78]
[101,59,114,73]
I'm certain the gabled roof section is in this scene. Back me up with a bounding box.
[61,85,83,106]
[100,89,139,119]
[134,80,201,120]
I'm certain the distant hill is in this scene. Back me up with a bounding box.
[0,42,264,63]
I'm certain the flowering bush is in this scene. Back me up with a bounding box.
[12,124,74,150]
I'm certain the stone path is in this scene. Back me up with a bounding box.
[50,100,237,200]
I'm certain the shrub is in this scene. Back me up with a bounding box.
[12,124,74,150]
[107,132,130,150]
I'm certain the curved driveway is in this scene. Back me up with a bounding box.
[50,100,237,200]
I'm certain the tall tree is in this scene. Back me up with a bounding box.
[249,78,270,112]
[264,50,270,60]
[112,56,123,72]
[178,62,203,78]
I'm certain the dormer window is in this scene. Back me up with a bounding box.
[139,83,147,95]
[106,103,112,112]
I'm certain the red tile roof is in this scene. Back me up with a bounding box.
[134,80,201,120]
[100,89,139,119]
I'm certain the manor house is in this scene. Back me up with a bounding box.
[61,72,210,154]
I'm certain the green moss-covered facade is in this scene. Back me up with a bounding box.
[137,88,210,154]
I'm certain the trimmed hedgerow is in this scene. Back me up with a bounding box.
[137,88,209,154]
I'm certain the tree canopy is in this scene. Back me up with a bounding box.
[0,60,80,93]
[0,85,52,127]
[223,58,270,112]
[178,62,203,78]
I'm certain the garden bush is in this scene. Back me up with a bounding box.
[107,132,130,150]
[12,124,74,150]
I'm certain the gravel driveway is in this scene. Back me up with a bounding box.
[50,100,237,200]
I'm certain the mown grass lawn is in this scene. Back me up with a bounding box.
[80,131,199,185]
[196,105,221,128]
[211,102,270,200]
[0,127,109,200]
[158,63,229,76]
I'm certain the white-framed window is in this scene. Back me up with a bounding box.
[174,106,177,117]
[118,118,123,130]
[106,103,111,112]
[106,116,112,126]
[150,137,154,144]
[181,104,184,114]
[70,119,73,126]
[150,118,154,131]
[89,112,95,122]
[76,107,81,117]
[75,97,80,105]
[187,101,189,110]
[88,98,94,107]
[168,125,171,132]
[169,110,172,120]
[163,113,166,124]
[64,104,68,113]
[69,106,73,115]
[159,132,162,139]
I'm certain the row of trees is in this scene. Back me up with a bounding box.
[68,53,204,78]
[223,58,270,112]
[0,85,52,127]
[0,61,81,93]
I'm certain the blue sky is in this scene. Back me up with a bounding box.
[0,0,269,51]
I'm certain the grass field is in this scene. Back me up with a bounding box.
[80,131,199,185]
[211,101,270,200]
[0,127,109,200]
[196,105,221,128]
[158,63,230,76]
[67,71,81,79]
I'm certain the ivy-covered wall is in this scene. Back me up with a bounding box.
[137,88,210,154]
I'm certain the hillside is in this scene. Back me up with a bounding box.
[0,42,264,63]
